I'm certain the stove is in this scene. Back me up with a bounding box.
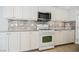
[38,30,54,50]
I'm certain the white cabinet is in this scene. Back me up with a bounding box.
[3,7,14,18]
[30,31,39,49]
[20,32,30,51]
[68,10,76,21]
[51,7,55,21]
[2,6,75,21]
[8,32,20,52]
[0,32,8,52]
[8,31,39,52]
[54,30,75,45]
[54,31,64,45]
[2,6,38,20]
[22,6,38,20]
[38,6,52,12]
[3,6,23,19]
[13,7,23,19]
[0,7,8,31]
[54,7,69,21]
[20,31,39,51]
[63,30,75,44]
[8,32,30,52]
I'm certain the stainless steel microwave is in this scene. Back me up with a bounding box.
[38,12,51,22]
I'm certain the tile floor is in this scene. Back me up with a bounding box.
[31,43,79,52]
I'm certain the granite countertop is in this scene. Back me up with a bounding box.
[8,30,38,32]
[54,29,75,31]
[8,28,75,32]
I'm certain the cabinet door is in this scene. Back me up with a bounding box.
[13,6,23,19]
[62,31,67,44]
[22,6,38,20]
[68,10,76,21]
[0,32,8,52]
[63,30,75,43]
[3,6,14,18]
[20,32,30,51]
[51,7,55,21]
[54,7,69,21]
[0,7,8,31]
[3,6,23,19]
[54,31,59,45]
[30,31,39,49]
[38,6,52,12]
[9,32,20,52]
[54,31,64,45]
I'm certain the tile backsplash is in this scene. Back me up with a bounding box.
[8,20,37,31]
[8,19,75,31]
[48,21,75,30]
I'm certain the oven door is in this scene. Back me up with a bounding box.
[39,30,53,47]
[42,36,52,43]
[39,30,54,50]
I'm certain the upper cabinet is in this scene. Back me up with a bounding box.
[54,7,69,21]
[0,7,8,31]
[3,6,14,19]
[2,6,38,20]
[22,6,38,20]
[3,6,23,19]
[13,7,23,19]
[1,6,76,21]
[68,10,76,21]
[38,6,52,12]
[13,6,38,20]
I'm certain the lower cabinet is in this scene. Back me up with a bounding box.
[0,30,75,51]
[63,30,75,44]
[54,30,75,46]
[30,31,39,50]
[54,31,64,45]
[20,31,39,51]
[0,32,8,52]
[8,32,20,52]
[20,32,31,51]
[0,31,39,52]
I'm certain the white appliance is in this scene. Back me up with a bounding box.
[38,30,54,50]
